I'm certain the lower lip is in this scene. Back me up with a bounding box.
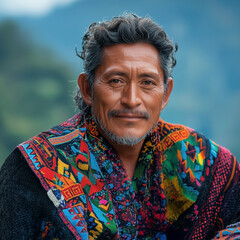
[114,116,146,122]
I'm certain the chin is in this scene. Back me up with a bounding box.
[93,114,155,146]
[108,133,146,146]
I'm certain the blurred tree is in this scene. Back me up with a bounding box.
[0,21,76,165]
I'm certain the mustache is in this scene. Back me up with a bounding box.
[108,109,150,119]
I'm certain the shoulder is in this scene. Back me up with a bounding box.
[157,119,213,159]
[157,119,235,163]
[0,113,85,203]
[158,119,237,199]
[17,113,86,171]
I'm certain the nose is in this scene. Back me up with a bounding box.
[120,83,141,108]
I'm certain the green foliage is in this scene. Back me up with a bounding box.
[0,21,76,165]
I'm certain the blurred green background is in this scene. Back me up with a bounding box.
[0,0,240,165]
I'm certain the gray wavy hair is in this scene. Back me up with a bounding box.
[74,13,177,115]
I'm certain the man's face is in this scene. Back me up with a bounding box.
[81,42,172,145]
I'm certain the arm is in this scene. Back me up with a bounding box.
[212,154,240,239]
[0,149,74,239]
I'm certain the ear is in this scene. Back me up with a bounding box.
[161,77,173,111]
[77,73,93,106]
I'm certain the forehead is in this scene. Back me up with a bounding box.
[99,42,162,72]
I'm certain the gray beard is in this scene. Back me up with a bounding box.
[92,111,157,146]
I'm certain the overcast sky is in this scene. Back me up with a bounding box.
[0,0,78,17]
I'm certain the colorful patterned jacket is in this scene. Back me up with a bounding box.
[0,113,240,239]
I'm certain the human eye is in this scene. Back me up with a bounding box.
[109,79,121,84]
[141,79,157,87]
[108,78,124,87]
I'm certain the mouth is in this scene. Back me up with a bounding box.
[115,114,146,119]
[108,110,150,120]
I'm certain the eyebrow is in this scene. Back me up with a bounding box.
[104,71,128,79]
[104,71,160,80]
[139,73,159,80]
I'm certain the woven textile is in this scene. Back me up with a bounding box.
[1,113,239,239]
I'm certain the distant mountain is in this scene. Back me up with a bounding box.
[0,21,75,163]
[8,0,240,74]
[1,0,240,159]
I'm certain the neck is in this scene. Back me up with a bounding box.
[91,116,146,180]
[108,138,145,181]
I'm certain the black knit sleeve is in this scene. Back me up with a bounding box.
[0,148,74,240]
[212,154,240,239]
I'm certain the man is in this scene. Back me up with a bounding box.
[0,13,239,240]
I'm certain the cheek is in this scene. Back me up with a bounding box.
[144,91,164,112]
[92,88,120,117]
